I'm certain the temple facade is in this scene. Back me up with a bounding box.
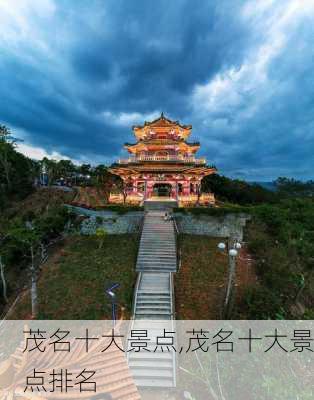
[109,113,216,206]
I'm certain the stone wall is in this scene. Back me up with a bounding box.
[174,212,250,241]
[66,205,144,235]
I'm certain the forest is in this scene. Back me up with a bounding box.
[1,124,314,319]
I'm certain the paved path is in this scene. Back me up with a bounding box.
[128,210,177,388]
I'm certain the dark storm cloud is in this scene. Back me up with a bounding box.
[1,0,314,179]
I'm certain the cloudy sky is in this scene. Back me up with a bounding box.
[1,0,314,180]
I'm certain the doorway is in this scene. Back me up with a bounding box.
[153,183,172,197]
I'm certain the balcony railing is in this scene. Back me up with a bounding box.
[118,155,206,164]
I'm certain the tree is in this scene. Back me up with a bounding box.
[0,125,15,189]
[0,233,9,303]
[9,225,41,318]
[202,174,277,205]
[275,177,314,197]
[79,164,91,176]
[57,159,76,180]
[0,125,35,207]
[95,227,107,249]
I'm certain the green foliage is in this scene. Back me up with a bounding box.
[0,201,74,310]
[95,227,107,249]
[275,177,314,197]
[202,174,278,205]
[95,216,103,225]
[239,198,314,319]
[0,125,35,208]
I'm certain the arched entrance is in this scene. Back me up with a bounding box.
[153,183,172,197]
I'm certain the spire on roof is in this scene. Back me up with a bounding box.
[161,111,164,119]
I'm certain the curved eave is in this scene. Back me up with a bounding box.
[181,166,217,176]
[124,141,200,154]
[108,166,139,176]
[109,164,217,176]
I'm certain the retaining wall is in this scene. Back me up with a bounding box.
[66,205,144,234]
[174,212,250,241]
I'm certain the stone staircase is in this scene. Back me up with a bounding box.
[134,272,172,319]
[127,319,176,388]
[128,209,177,388]
[136,211,177,273]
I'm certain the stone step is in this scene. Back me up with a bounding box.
[139,247,175,250]
[128,360,173,370]
[137,293,170,297]
[141,238,175,241]
[143,229,172,231]
[136,310,171,316]
[129,351,173,361]
[139,246,175,249]
[137,300,170,304]
[140,274,170,281]
[138,286,170,292]
[131,369,174,379]
[137,262,176,267]
[136,316,172,321]
[138,254,176,258]
[137,298,169,306]
[137,294,170,298]
[138,258,176,263]
[133,378,175,388]
[137,268,176,273]
[131,210,176,388]
[136,303,171,309]
[135,310,172,316]
[142,239,175,242]
[138,255,175,259]
[137,259,176,264]
[138,255,176,259]
[137,268,176,272]
[137,267,176,272]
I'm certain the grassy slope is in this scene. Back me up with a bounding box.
[3,187,75,219]
[9,234,139,319]
[175,235,228,319]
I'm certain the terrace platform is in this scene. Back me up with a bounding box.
[144,198,178,211]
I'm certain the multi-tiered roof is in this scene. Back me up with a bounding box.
[110,113,216,176]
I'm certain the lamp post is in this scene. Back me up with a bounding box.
[218,239,241,318]
[105,283,120,326]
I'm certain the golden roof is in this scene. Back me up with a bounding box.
[132,113,192,140]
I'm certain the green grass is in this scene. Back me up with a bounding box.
[175,235,228,319]
[10,234,139,319]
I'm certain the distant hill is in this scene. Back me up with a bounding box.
[249,181,277,191]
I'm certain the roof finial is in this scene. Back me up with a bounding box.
[161,111,164,119]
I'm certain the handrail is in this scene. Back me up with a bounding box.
[173,216,182,273]
[169,271,177,386]
[131,213,145,319]
[173,217,179,235]
[131,272,142,319]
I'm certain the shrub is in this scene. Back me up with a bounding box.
[242,286,283,319]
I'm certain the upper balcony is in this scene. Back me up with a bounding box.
[118,155,207,165]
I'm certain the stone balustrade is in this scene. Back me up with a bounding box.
[118,155,206,164]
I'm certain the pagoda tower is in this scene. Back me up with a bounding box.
[109,113,216,206]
